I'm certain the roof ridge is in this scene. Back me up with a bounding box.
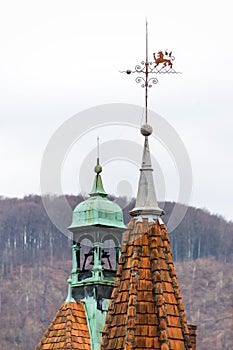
[148,222,170,350]
[124,246,141,349]
[65,302,73,350]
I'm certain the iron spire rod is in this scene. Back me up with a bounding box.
[145,19,148,124]
[97,136,100,165]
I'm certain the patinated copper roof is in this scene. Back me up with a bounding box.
[101,218,193,350]
[69,168,125,229]
[36,301,91,350]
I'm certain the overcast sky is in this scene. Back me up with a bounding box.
[0,0,232,222]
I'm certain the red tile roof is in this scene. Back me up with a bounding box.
[101,218,193,350]
[35,301,91,350]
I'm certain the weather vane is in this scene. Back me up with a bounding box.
[120,19,180,124]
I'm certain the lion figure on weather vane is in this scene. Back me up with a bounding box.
[153,50,175,69]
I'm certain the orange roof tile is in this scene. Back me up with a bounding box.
[101,218,193,350]
[35,301,91,350]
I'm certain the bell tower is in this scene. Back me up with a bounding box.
[68,154,126,350]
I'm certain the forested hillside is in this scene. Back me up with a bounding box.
[0,195,232,349]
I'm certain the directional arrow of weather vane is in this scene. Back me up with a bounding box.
[120,21,181,124]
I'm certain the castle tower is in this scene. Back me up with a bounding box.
[68,158,126,349]
[36,158,126,350]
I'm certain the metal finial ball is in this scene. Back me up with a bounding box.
[126,70,132,75]
[95,164,102,174]
[141,124,153,136]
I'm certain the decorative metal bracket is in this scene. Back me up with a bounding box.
[120,51,181,90]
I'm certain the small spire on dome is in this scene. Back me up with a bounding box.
[94,136,102,174]
[90,137,107,197]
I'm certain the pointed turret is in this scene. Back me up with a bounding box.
[101,126,194,349]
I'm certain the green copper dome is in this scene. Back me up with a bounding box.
[69,166,125,229]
